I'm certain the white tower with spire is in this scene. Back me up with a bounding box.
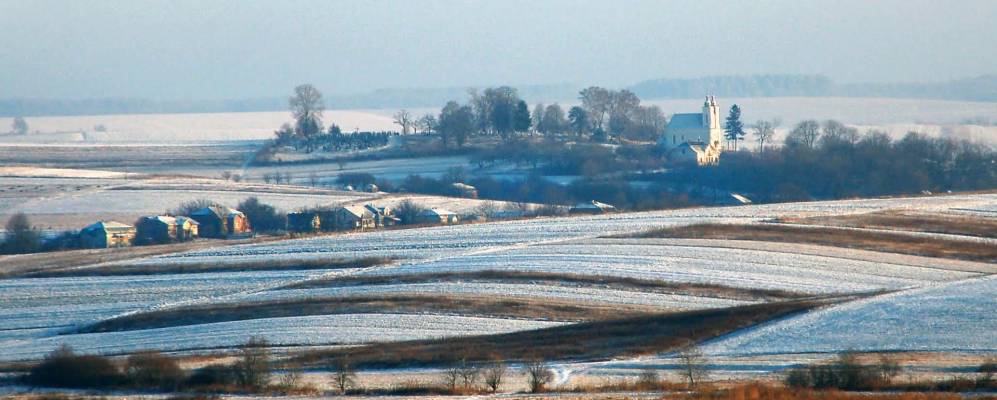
[659,95,725,166]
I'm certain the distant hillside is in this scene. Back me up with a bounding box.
[0,84,578,118]
[629,74,997,102]
[3,75,996,118]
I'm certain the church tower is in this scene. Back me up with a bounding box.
[702,96,720,129]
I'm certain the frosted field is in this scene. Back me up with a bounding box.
[0,314,564,362]
[700,275,997,356]
[0,110,398,144]
[3,98,995,145]
[363,239,980,294]
[1,193,994,362]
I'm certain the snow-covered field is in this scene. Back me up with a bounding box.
[701,275,997,356]
[3,98,995,145]
[1,193,994,363]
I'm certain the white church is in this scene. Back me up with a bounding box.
[659,96,724,166]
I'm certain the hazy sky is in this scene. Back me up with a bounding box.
[2,0,995,100]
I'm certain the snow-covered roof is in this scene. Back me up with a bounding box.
[419,207,457,217]
[339,205,373,219]
[82,221,134,232]
[191,206,244,219]
[667,113,704,130]
[571,200,616,210]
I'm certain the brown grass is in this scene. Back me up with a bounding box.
[24,256,391,278]
[780,211,997,239]
[77,294,659,334]
[630,223,997,263]
[282,269,807,301]
[673,383,973,400]
[293,298,840,368]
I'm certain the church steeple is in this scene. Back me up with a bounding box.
[703,95,719,129]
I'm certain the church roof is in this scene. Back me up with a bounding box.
[667,113,704,130]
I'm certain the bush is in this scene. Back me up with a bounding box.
[1,212,42,254]
[785,352,887,391]
[27,345,125,389]
[125,351,184,390]
[237,197,286,233]
[186,364,236,388]
[394,200,426,225]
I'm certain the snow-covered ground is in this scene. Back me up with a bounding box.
[0,193,994,363]
[701,274,997,356]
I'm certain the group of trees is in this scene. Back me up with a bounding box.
[9,116,28,135]
[672,120,997,201]
[426,86,668,148]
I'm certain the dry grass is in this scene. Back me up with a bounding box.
[282,269,807,301]
[77,294,658,333]
[780,211,997,239]
[630,223,997,263]
[24,256,391,278]
[293,298,840,368]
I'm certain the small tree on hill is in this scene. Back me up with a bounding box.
[331,357,357,394]
[753,119,776,154]
[525,358,553,393]
[238,197,286,233]
[234,336,271,390]
[482,358,507,393]
[12,116,28,135]
[724,104,745,151]
[289,84,324,138]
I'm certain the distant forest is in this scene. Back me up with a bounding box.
[2,74,996,117]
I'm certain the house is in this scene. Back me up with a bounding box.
[451,183,478,199]
[569,200,616,214]
[333,205,376,230]
[135,216,199,244]
[416,208,460,225]
[659,96,724,166]
[364,204,399,228]
[286,211,321,233]
[189,206,250,238]
[80,221,136,248]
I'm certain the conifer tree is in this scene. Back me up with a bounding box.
[724,104,745,151]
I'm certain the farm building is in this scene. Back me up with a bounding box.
[365,204,399,228]
[569,200,617,214]
[287,211,321,233]
[416,208,460,225]
[333,205,376,230]
[451,183,478,198]
[189,206,250,238]
[135,216,199,244]
[80,221,136,248]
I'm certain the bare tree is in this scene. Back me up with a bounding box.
[331,357,357,394]
[482,359,507,393]
[289,84,324,137]
[457,358,480,391]
[443,364,461,391]
[753,120,776,153]
[393,109,414,134]
[279,362,302,391]
[418,114,437,134]
[675,342,709,389]
[786,119,820,149]
[525,359,554,393]
[234,336,271,390]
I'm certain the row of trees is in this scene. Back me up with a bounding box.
[424,86,670,148]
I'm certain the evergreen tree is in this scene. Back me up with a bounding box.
[514,100,532,134]
[567,106,589,137]
[724,104,745,151]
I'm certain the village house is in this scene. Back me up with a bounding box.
[451,182,478,199]
[80,221,136,248]
[135,215,199,244]
[189,205,250,238]
[333,205,376,230]
[364,204,399,228]
[659,96,724,166]
[286,211,321,233]
[569,200,617,214]
[416,208,460,225]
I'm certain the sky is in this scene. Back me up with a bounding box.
[1,0,995,100]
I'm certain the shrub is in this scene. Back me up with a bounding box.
[125,351,184,390]
[525,359,553,393]
[233,336,271,390]
[394,200,426,225]
[186,364,236,388]
[27,345,125,388]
